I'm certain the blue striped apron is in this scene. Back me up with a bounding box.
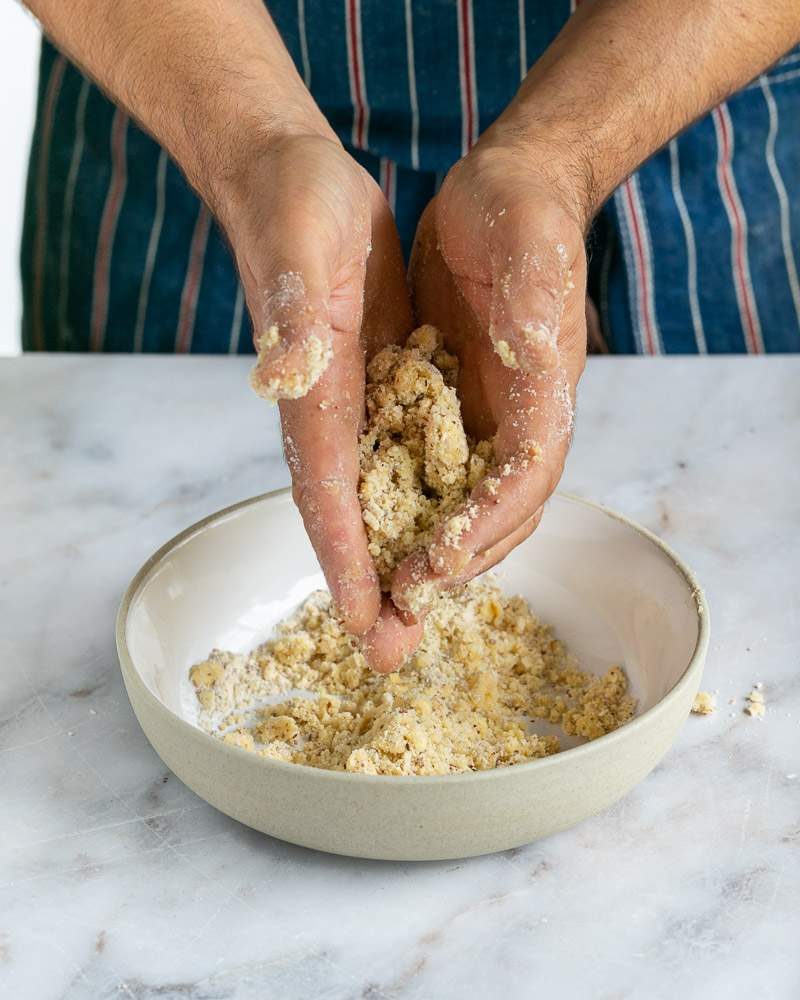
[21,2,800,354]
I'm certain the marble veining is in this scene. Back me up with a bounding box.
[1,354,798,999]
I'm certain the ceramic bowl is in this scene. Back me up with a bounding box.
[117,491,709,861]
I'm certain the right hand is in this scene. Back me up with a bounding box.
[217,132,413,638]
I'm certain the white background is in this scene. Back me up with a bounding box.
[1,4,40,355]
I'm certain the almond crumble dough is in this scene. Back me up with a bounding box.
[189,577,636,776]
[207,323,635,775]
[358,325,494,589]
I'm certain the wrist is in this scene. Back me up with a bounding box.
[191,92,336,224]
[473,113,598,233]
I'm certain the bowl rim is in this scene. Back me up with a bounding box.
[116,489,710,786]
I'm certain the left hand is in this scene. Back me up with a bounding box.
[363,134,589,672]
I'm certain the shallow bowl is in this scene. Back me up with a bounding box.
[117,491,709,861]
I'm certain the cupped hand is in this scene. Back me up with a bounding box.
[365,136,590,672]
[220,133,412,636]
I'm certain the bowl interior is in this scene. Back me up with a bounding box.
[125,493,702,741]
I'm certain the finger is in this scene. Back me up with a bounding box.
[279,326,380,636]
[361,180,414,359]
[391,510,543,621]
[484,224,575,372]
[435,193,584,374]
[360,598,426,674]
[451,507,543,582]
[428,357,576,577]
[248,177,371,402]
[249,269,338,402]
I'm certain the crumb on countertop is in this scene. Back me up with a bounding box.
[691,691,716,716]
[745,687,766,718]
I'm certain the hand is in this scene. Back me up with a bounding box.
[220,133,412,636]
[365,135,589,672]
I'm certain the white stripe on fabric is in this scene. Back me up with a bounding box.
[228,282,245,354]
[633,178,663,354]
[668,140,706,353]
[776,51,800,69]
[133,147,168,353]
[746,66,800,91]
[517,0,527,81]
[297,0,312,88]
[613,188,642,352]
[759,75,800,332]
[404,0,420,170]
[457,5,468,156]
[712,104,764,353]
[57,77,89,350]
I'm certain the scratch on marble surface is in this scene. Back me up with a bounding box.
[1,845,168,891]
[67,735,265,921]
[1,829,236,893]
[737,799,753,855]
[5,801,206,853]
[2,730,72,754]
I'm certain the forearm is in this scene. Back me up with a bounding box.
[24,0,333,211]
[493,0,800,222]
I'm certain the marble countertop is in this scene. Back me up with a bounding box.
[1,354,798,1000]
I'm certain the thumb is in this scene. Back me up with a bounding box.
[436,189,582,373]
[247,260,337,403]
[246,174,370,403]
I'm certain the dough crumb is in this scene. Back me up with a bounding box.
[358,326,494,587]
[691,691,716,716]
[189,577,636,776]
[745,688,766,718]
[494,339,519,369]
[249,330,333,403]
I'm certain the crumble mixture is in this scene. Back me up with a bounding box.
[691,691,717,716]
[358,325,494,588]
[222,323,634,775]
[745,687,766,718]
[189,577,636,776]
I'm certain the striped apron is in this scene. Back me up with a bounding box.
[21,2,800,355]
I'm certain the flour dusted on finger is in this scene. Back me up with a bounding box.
[249,326,333,402]
[247,273,336,402]
[188,577,636,776]
[358,325,494,588]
